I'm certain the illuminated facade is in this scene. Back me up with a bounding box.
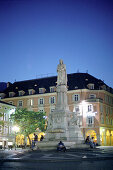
[0,73,113,146]
[0,101,15,149]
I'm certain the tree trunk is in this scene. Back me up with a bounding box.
[28,135,32,148]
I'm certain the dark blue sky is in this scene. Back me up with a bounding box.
[0,0,113,88]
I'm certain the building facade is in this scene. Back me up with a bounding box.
[0,73,113,146]
[0,101,15,149]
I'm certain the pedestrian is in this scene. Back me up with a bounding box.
[85,136,90,144]
[34,133,38,146]
[90,137,96,148]
[40,135,44,141]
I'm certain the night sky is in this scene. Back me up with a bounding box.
[0,0,113,88]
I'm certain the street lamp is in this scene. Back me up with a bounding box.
[12,126,19,150]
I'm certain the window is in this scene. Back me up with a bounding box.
[0,114,3,120]
[88,117,93,124]
[88,84,94,90]
[88,105,93,112]
[106,117,109,124]
[19,91,23,96]
[38,98,44,105]
[0,93,5,99]
[9,126,12,134]
[4,125,8,134]
[75,106,79,112]
[73,94,80,102]
[86,116,94,125]
[4,113,7,121]
[100,114,104,124]
[0,125,2,133]
[39,88,45,94]
[18,100,23,107]
[29,90,33,95]
[100,104,103,113]
[106,107,109,116]
[50,96,55,104]
[50,87,55,93]
[27,99,33,106]
[28,89,35,95]
[89,94,96,99]
[9,92,15,97]
[9,101,13,105]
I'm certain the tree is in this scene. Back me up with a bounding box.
[10,108,46,147]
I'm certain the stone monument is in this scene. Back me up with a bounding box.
[37,60,86,150]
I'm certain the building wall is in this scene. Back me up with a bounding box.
[1,88,113,146]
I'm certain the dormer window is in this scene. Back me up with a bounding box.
[9,92,15,98]
[0,93,5,99]
[28,89,35,95]
[18,90,25,96]
[39,88,45,94]
[88,84,94,90]
[50,86,56,93]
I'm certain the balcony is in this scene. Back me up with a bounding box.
[86,98,103,103]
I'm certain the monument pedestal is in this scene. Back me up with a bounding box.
[36,141,89,151]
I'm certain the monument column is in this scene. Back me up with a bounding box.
[56,59,69,110]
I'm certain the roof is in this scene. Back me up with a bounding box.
[0,100,15,107]
[1,73,113,98]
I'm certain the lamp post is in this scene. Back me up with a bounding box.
[12,126,19,150]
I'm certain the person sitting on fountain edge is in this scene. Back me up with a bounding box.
[57,141,66,152]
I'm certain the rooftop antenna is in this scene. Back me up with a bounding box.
[86,70,88,73]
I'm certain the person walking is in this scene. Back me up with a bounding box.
[34,133,38,146]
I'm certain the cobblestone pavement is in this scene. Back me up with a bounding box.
[0,146,113,162]
[0,147,113,170]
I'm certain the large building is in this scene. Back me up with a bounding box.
[0,100,15,149]
[0,73,113,146]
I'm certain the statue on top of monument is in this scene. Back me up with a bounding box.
[57,59,67,86]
